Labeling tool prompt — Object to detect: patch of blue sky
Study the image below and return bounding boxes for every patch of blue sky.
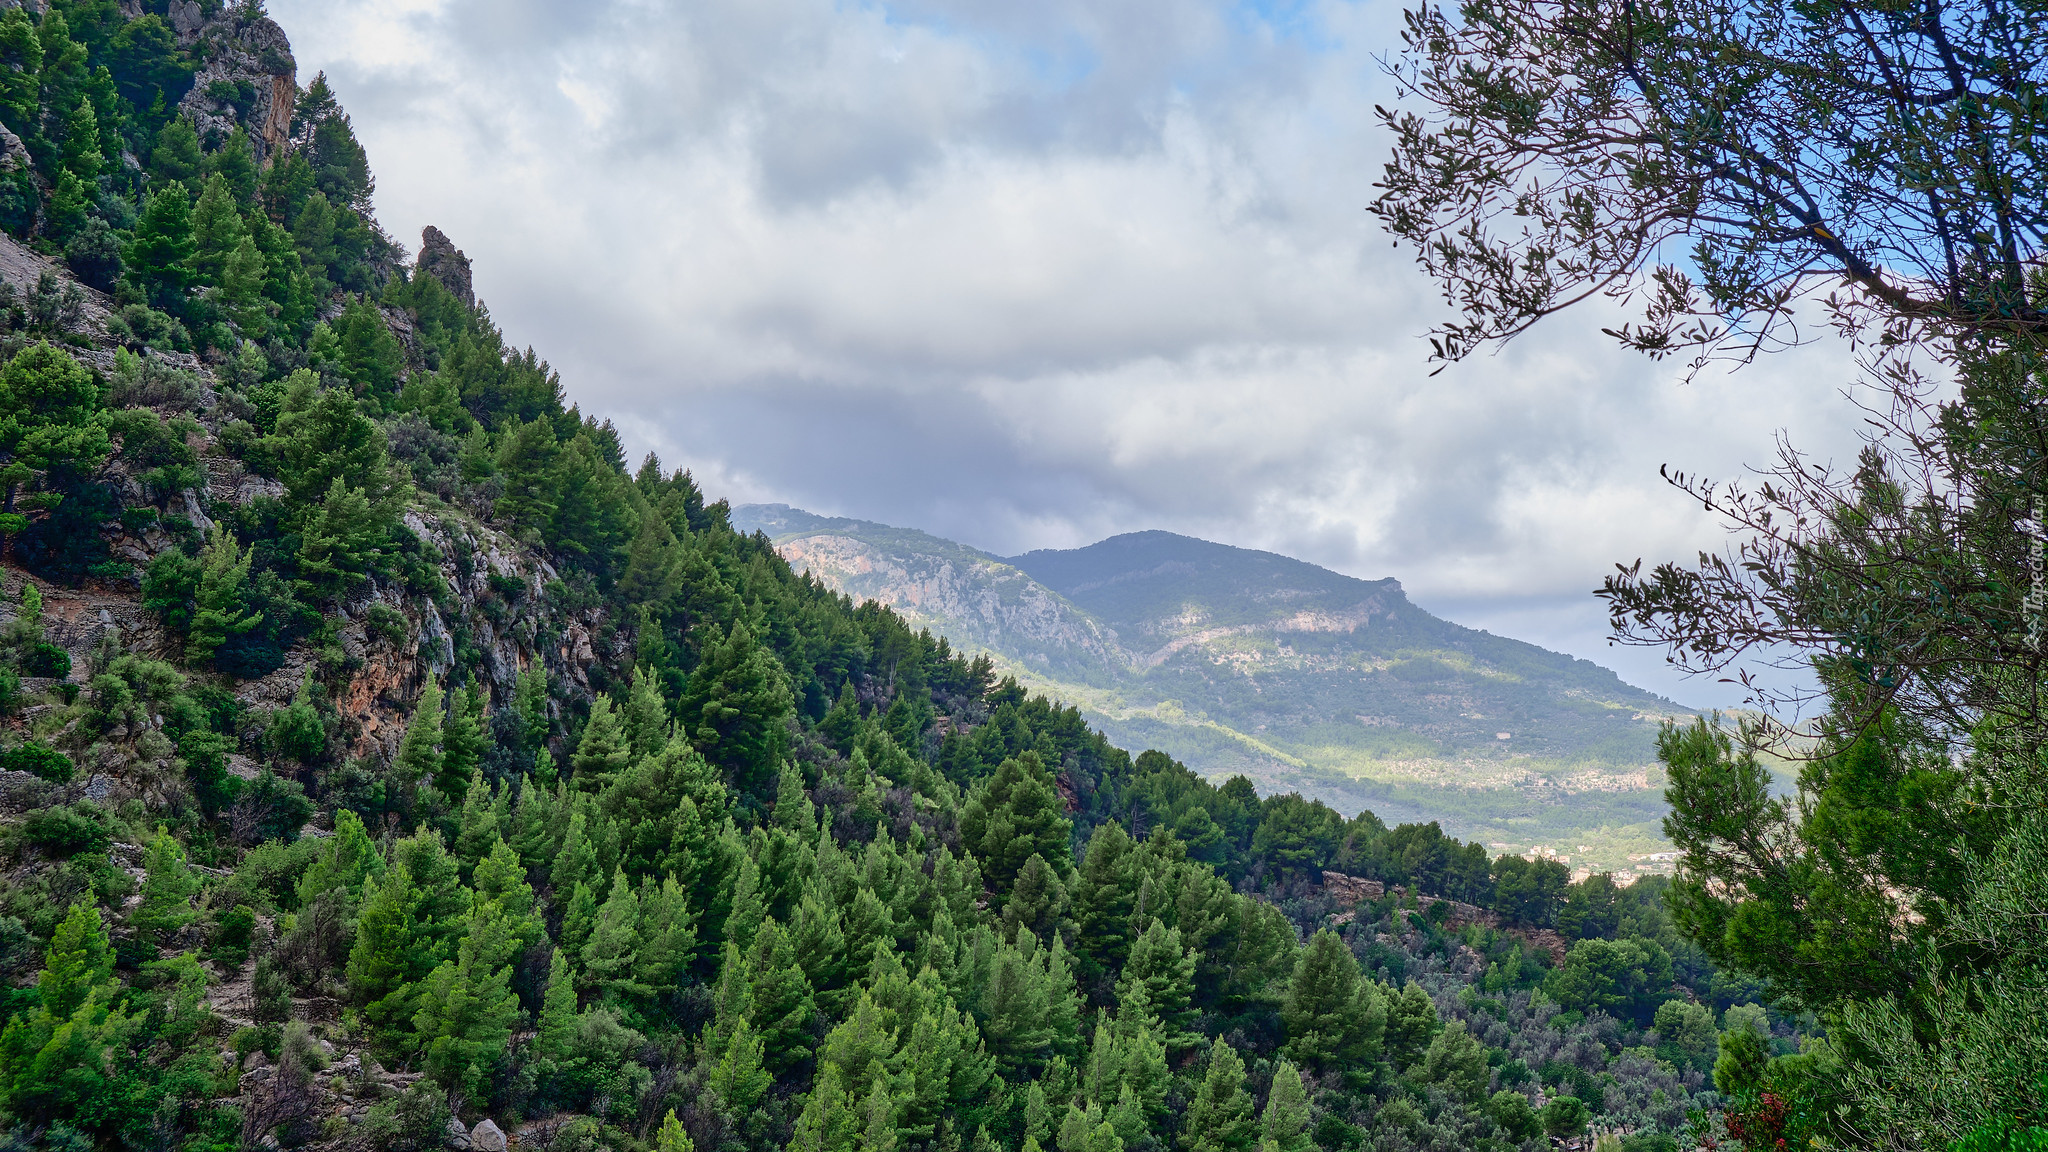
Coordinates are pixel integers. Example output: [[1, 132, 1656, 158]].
[[1231, 0, 1347, 52], [858, 0, 1104, 94]]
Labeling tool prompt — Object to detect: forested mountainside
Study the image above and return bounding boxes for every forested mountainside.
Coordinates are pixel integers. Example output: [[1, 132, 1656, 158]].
[[0, 5, 1787, 1152], [734, 508, 1687, 869]]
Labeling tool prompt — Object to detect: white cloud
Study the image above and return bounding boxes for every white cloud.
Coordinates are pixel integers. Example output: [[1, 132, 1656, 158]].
[[269, 0, 1866, 707]]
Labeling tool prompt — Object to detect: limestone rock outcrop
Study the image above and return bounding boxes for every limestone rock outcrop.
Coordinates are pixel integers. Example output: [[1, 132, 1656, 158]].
[[419, 226, 476, 310], [177, 11, 299, 162]]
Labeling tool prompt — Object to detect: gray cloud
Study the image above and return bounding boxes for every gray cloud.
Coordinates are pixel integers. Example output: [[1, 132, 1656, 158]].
[[271, 0, 1864, 707]]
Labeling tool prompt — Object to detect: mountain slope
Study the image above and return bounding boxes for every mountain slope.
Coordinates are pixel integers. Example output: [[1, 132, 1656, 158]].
[[738, 509, 1691, 862], [738, 505, 1124, 680]]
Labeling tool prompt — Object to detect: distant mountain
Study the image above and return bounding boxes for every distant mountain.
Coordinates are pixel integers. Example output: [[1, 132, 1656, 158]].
[[735, 506, 1125, 679], [734, 506, 1692, 864]]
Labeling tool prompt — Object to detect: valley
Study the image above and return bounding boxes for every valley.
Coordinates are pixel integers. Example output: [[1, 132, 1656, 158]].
[[734, 505, 1694, 874]]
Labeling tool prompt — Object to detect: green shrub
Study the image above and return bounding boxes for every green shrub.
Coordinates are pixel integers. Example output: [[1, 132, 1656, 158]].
[[0, 741, 74, 782], [363, 603, 407, 646], [210, 903, 256, 969], [22, 641, 69, 678], [20, 802, 112, 856]]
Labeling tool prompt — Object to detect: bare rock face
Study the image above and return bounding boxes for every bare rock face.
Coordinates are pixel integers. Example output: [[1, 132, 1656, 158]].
[[418, 227, 476, 310], [168, 0, 204, 39], [0, 121, 26, 171], [177, 11, 298, 162]]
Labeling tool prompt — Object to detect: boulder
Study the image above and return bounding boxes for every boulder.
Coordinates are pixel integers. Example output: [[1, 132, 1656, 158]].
[[470, 1119, 507, 1152], [444, 1117, 472, 1150]]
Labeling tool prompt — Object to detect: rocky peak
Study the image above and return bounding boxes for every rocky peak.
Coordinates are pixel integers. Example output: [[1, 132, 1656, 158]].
[[418, 226, 476, 310], [177, 8, 299, 162]]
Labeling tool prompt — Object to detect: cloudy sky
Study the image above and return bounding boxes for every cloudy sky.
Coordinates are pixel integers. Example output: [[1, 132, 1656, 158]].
[[268, 0, 1867, 708]]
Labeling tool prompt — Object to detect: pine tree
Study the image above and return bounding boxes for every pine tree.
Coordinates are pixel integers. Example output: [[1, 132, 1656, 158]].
[[207, 127, 259, 206], [411, 929, 520, 1098], [149, 111, 205, 183], [493, 416, 559, 533], [35, 902, 112, 1021], [819, 681, 861, 756], [1281, 929, 1385, 1070], [454, 769, 499, 873], [466, 838, 545, 974], [0, 902, 120, 1123], [504, 774, 556, 874], [1108, 982, 1169, 1118], [439, 683, 486, 800], [271, 370, 395, 507], [125, 181, 194, 312], [1003, 853, 1070, 947], [392, 679, 443, 800], [133, 825, 198, 946], [1083, 1121, 1125, 1152], [1122, 919, 1199, 1051], [842, 886, 895, 977], [710, 942, 752, 1056], [271, 671, 328, 765], [221, 233, 271, 336], [296, 477, 392, 600], [859, 1072, 899, 1152], [184, 526, 260, 667], [657, 1110, 695, 1152], [790, 1063, 857, 1152], [1061, 1103, 1104, 1152], [59, 97, 98, 182], [677, 619, 795, 806], [1024, 1082, 1054, 1146], [774, 761, 816, 833], [623, 664, 669, 758], [1084, 1021, 1122, 1105], [708, 1015, 773, 1114], [1259, 1061, 1313, 1152], [291, 192, 335, 283], [1182, 1037, 1257, 1152], [1382, 980, 1439, 1068], [554, 807, 598, 896], [580, 869, 648, 1004], [191, 173, 247, 284], [348, 834, 466, 1056], [333, 295, 404, 405], [726, 853, 766, 955], [1107, 1085, 1146, 1148], [47, 169, 88, 239], [746, 918, 816, 1073], [297, 808, 385, 909], [822, 990, 899, 1096], [960, 753, 1072, 908], [535, 946, 578, 1062], [1418, 1018, 1489, 1102], [514, 663, 552, 778], [346, 863, 421, 1041], [635, 875, 695, 1000], [571, 691, 630, 791], [1069, 821, 1141, 980], [790, 887, 851, 1015], [558, 879, 599, 960]]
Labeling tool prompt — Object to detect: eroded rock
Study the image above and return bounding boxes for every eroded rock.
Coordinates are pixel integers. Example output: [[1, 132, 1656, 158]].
[[419, 227, 475, 310]]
